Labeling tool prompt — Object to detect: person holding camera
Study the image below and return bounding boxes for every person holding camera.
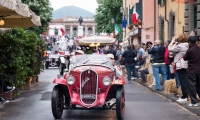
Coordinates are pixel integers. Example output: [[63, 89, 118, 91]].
[[145, 41, 156, 87], [148, 40, 167, 91], [168, 34, 189, 102]]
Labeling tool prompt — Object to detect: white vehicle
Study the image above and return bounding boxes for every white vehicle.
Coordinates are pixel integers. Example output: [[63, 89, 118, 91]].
[[45, 53, 60, 69], [57, 37, 67, 45]]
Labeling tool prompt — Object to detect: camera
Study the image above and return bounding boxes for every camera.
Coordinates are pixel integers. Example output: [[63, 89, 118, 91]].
[[146, 44, 151, 49], [146, 41, 153, 49]]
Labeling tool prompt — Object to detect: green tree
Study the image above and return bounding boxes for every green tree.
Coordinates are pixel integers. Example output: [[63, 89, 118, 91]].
[[21, 0, 53, 35], [94, 0, 123, 41]]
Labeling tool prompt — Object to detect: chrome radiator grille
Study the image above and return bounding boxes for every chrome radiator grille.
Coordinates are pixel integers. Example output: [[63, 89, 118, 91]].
[[80, 70, 97, 105]]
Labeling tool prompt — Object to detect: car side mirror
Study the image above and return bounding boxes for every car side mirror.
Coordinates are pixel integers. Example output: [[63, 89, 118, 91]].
[[64, 69, 69, 72]]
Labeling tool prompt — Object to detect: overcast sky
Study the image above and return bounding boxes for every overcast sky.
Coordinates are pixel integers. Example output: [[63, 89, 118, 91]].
[[50, 0, 98, 14]]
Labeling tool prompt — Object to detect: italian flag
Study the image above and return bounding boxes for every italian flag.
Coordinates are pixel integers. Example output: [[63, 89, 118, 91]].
[[132, 5, 139, 24], [114, 24, 120, 37]]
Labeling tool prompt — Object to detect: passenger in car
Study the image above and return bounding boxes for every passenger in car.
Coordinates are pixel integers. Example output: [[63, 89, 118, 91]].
[[107, 54, 123, 78]]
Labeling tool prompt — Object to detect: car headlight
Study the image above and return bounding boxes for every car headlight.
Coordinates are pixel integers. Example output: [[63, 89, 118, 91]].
[[102, 76, 112, 86], [66, 75, 75, 85]]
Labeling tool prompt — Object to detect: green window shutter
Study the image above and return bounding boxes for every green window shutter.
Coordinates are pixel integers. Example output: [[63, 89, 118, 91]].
[[139, 0, 143, 20], [129, 7, 133, 24], [136, 3, 139, 15], [158, 0, 161, 5], [194, 5, 197, 29]]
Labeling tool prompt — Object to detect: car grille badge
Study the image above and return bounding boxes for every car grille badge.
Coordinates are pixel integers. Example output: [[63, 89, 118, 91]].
[[82, 77, 90, 88]]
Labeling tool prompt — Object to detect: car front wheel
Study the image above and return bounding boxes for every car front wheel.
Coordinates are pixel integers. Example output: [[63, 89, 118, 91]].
[[116, 86, 125, 120], [51, 85, 64, 119]]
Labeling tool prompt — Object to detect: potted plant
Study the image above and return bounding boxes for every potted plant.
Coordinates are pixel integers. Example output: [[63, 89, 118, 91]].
[[138, 20, 142, 25], [134, 23, 139, 27], [128, 24, 134, 30]]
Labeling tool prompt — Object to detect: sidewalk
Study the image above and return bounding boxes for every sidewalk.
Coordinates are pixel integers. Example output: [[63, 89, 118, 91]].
[[131, 78, 200, 116]]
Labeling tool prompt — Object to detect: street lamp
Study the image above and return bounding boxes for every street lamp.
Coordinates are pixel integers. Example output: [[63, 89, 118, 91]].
[[111, 18, 115, 37], [0, 19, 5, 26], [111, 18, 115, 24], [120, 6, 124, 13]]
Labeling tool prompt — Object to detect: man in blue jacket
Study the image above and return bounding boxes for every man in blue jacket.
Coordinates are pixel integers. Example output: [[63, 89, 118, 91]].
[[122, 45, 140, 82], [148, 40, 167, 91]]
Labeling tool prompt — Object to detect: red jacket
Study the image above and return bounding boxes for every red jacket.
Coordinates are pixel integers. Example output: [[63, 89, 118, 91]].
[[164, 47, 169, 64]]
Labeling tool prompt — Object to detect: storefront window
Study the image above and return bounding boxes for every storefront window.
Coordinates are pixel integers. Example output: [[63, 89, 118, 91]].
[[159, 17, 164, 43], [55, 29, 58, 35]]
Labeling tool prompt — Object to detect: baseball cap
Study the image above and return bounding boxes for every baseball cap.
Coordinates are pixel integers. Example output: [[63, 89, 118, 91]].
[[188, 36, 196, 44], [75, 50, 84, 54]]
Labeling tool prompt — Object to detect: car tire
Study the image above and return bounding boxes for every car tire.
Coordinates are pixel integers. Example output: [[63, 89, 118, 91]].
[[45, 62, 49, 69], [116, 86, 125, 120], [51, 85, 64, 119], [65, 96, 70, 106]]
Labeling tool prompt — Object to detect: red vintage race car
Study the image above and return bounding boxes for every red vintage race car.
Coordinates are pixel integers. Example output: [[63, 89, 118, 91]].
[[51, 54, 126, 120]]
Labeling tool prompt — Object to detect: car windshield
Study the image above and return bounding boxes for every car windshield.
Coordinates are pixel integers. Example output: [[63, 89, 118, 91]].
[[72, 54, 114, 68]]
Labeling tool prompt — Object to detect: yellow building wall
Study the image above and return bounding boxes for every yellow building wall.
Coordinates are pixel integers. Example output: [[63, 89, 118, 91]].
[[159, 1, 185, 40]]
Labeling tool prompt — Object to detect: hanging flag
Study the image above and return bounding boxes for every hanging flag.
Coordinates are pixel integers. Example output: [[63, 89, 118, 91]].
[[60, 28, 65, 36], [132, 5, 139, 24], [115, 24, 120, 36], [122, 17, 127, 28]]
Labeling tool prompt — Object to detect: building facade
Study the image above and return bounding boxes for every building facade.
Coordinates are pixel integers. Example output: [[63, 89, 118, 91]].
[[122, 0, 158, 47], [49, 16, 97, 36], [158, 0, 185, 42], [184, 0, 199, 36]]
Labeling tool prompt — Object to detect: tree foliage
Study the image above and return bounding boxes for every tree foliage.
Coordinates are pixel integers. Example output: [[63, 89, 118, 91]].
[[0, 28, 46, 88], [21, 0, 53, 34], [94, 0, 123, 40]]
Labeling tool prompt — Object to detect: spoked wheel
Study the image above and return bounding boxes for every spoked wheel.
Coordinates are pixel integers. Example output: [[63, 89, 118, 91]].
[[116, 86, 125, 120], [51, 85, 64, 119]]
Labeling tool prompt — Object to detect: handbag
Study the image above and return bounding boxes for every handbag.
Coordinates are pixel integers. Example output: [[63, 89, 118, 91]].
[[169, 64, 174, 74], [170, 56, 184, 74]]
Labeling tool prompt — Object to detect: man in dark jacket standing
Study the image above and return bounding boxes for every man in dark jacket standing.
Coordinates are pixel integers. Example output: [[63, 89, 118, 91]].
[[183, 36, 200, 107], [148, 40, 167, 91], [122, 45, 140, 82]]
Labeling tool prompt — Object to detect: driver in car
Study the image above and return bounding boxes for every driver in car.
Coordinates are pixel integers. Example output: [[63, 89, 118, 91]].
[[69, 50, 84, 71], [75, 50, 84, 55]]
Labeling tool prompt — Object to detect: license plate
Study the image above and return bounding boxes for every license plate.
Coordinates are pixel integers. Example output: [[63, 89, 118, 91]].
[[82, 94, 96, 99]]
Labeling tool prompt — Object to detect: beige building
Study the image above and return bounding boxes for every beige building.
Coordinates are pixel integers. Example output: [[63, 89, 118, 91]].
[[184, 0, 198, 36], [158, 0, 185, 41], [49, 16, 97, 36]]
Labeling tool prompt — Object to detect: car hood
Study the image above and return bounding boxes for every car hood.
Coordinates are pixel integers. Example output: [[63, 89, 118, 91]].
[[70, 65, 113, 74]]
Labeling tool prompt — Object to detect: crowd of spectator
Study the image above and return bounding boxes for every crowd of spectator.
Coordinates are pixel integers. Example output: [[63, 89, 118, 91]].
[[116, 30, 200, 107]]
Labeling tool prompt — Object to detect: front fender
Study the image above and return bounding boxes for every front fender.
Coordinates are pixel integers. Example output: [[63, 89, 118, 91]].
[[53, 78, 68, 85], [53, 78, 73, 97]]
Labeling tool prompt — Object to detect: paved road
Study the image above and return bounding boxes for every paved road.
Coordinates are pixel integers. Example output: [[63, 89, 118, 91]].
[[0, 67, 199, 120], [0, 44, 199, 120]]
